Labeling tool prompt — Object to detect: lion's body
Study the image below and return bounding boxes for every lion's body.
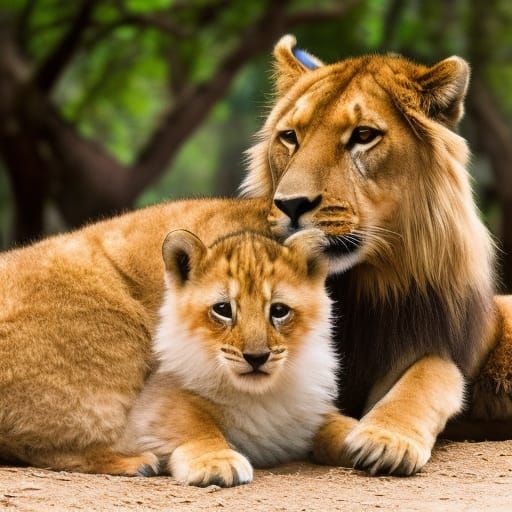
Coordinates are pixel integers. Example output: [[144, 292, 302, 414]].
[[0, 198, 272, 473], [241, 35, 511, 473]]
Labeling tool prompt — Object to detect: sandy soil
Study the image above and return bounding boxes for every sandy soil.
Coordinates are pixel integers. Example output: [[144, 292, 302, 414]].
[[1, 441, 511, 511]]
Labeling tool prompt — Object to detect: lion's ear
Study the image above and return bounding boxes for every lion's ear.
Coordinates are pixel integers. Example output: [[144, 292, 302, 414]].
[[273, 34, 324, 95], [417, 56, 470, 127], [162, 230, 207, 286], [284, 228, 328, 279]]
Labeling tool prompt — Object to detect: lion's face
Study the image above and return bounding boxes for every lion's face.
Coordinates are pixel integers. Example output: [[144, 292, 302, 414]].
[[242, 35, 476, 279], [267, 67, 416, 274]]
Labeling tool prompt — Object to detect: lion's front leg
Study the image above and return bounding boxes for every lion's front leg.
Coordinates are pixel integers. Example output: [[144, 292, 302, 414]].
[[345, 356, 465, 476], [312, 411, 358, 466]]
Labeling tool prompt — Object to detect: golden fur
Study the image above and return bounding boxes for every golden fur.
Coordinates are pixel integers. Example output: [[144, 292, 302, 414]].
[[0, 198, 272, 474], [0, 197, 355, 477], [120, 230, 356, 486], [241, 35, 507, 474], [1, 35, 509, 478]]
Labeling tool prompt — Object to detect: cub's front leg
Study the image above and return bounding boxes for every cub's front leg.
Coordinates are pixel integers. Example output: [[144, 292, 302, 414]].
[[345, 356, 465, 475], [121, 378, 252, 487]]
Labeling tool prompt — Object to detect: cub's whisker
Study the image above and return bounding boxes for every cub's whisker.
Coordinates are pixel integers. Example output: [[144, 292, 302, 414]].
[[224, 357, 244, 363]]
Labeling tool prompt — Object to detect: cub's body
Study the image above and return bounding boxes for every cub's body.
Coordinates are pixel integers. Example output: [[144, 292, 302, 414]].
[[127, 289, 336, 469], [121, 231, 354, 486]]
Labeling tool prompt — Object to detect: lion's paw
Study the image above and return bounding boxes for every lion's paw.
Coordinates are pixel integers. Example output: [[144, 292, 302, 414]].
[[345, 422, 431, 476], [169, 447, 253, 487]]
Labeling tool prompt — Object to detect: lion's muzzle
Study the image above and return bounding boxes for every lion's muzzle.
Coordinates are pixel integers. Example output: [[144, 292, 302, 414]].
[[269, 194, 358, 239], [273, 195, 321, 228]]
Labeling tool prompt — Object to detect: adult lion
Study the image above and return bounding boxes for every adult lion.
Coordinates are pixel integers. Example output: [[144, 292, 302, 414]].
[[241, 35, 512, 475]]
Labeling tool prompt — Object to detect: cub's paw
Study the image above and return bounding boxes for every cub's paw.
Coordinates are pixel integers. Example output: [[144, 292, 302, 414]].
[[169, 447, 253, 487], [110, 451, 160, 477], [345, 422, 431, 476], [135, 453, 161, 477]]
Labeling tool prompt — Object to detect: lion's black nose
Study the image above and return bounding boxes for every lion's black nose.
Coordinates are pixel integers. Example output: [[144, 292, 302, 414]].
[[274, 195, 321, 227], [243, 352, 270, 370]]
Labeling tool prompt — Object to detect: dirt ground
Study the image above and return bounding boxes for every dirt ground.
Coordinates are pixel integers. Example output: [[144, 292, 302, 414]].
[[0, 441, 511, 511]]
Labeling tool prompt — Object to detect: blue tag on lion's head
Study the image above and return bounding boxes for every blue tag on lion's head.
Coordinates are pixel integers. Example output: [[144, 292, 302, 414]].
[[292, 47, 320, 70]]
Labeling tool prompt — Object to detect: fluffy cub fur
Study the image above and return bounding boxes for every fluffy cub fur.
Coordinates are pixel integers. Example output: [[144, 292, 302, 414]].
[[121, 229, 356, 487], [0, 198, 271, 474]]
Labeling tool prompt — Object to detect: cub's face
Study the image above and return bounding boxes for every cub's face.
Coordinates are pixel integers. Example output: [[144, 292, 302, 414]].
[[242, 35, 471, 275], [160, 229, 330, 394]]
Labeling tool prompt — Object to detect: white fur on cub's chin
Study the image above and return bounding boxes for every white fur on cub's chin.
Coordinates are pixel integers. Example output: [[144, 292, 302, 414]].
[[221, 362, 284, 395], [154, 284, 338, 467]]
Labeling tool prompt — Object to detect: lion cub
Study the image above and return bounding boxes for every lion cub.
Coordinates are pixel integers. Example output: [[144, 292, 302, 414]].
[[121, 229, 356, 486]]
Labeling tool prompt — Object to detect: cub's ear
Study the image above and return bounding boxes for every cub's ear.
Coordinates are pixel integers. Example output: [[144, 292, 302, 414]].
[[417, 56, 470, 127], [284, 228, 328, 279], [273, 34, 324, 95], [162, 230, 207, 286]]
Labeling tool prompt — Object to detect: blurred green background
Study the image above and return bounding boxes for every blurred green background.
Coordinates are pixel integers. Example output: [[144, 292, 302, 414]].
[[0, 0, 511, 287]]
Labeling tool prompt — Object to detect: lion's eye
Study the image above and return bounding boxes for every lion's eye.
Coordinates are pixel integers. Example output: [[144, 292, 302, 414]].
[[211, 302, 233, 321], [270, 303, 292, 325], [279, 130, 299, 147], [348, 126, 382, 146]]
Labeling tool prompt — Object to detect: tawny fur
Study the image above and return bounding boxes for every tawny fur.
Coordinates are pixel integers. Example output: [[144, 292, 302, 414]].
[[0, 197, 355, 476], [120, 231, 355, 486], [1, 36, 510, 478], [240, 34, 509, 474], [0, 198, 272, 474]]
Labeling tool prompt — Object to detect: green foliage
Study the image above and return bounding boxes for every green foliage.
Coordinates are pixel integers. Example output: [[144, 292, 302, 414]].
[[56, 27, 169, 164]]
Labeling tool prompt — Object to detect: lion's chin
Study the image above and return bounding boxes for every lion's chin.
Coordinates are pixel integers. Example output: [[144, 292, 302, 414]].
[[327, 249, 364, 275], [270, 226, 364, 274], [317, 233, 364, 275]]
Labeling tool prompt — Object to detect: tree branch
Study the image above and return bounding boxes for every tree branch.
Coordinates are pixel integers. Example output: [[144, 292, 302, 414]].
[[34, 0, 98, 93], [15, 0, 38, 50], [131, 0, 359, 194], [131, 0, 292, 193], [86, 0, 234, 50]]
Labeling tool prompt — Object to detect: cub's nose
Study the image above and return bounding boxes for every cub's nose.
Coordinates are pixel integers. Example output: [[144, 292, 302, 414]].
[[274, 195, 321, 228], [243, 352, 270, 370]]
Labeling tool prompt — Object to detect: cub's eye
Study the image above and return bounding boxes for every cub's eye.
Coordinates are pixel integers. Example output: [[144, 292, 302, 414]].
[[211, 302, 233, 322], [270, 303, 292, 325], [348, 126, 382, 146], [279, 130, 298, 147]]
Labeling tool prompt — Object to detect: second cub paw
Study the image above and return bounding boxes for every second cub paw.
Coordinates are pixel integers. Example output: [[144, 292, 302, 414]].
[[345, 421, 432, 476], [169, 446, 253, 487]]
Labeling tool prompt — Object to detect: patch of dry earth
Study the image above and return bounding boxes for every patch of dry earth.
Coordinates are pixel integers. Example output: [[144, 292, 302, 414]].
[[1, 441, 511, 511]]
